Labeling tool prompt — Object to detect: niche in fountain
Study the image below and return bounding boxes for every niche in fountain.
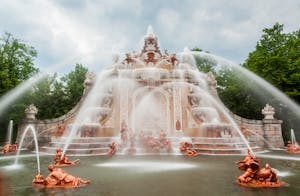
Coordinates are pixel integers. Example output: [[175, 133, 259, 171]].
[[17, 27, 284, 155]]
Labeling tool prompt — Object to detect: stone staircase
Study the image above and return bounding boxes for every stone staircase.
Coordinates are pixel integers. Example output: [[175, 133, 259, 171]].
[[39, 136, 262, 156]]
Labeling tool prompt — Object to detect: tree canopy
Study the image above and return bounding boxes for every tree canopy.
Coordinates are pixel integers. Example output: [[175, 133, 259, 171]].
[[193, 23, 300, 141], [0, 32, 88, 143], [244, 23, 300, 103], [0, 32, 38, 96]]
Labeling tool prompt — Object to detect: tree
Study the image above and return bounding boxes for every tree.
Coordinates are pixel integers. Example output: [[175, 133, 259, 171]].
[[243, 23, 300, 141], [62, 63, 88, 108], [192, 47, 216, 73], [216, 67, 265, 119], [244, 23, 300, 103], [0, 32, 38, 142], [28, 64, 88, 120], [0, 32, 38, 96]]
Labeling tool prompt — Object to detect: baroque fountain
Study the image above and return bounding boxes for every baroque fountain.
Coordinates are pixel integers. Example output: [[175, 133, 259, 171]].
[[17, 27, 283, 156], [1, 27, 299, 195]]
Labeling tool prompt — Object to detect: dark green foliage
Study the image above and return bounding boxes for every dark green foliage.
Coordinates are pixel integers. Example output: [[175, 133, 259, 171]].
[[244, 23, 300, 103], [216, 67, 266, 119], [192, 47, 216, 73], [0, 32, 38, 96], [61, 64, 88, 108], [243, 23, 300, 141], [30, 64, 88, 120], [0, 33, 88, 143]]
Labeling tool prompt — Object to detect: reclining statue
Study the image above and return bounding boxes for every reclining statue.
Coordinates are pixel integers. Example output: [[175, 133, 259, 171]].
[[33, 164, 90, 188]]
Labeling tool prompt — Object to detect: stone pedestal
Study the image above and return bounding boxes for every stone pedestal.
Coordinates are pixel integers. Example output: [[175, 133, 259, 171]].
[[261, 104, 284, 148], [262, 119, 284, 148]]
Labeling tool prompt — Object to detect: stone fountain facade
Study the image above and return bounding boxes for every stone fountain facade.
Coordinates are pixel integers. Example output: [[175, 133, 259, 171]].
[[17, 29, 284, 155]]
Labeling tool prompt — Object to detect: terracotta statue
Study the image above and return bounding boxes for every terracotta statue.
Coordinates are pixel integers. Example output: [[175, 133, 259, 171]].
[[170, 54, 178, 65], [159, 130, 167, 144], [33, 164, 90, 188], [123, 53, 135, 64], [286, 140, 300, 153], [185, 148, 198, 156], [180, 141, 198, 156], [12, 142, 18, 152], [32, 172, 45, 184], [107, 142, 117, 156], [2, 142, 18, 154], [56, 125, 65, 137], [54, 148, 80, 166], [180, 141, 192, 152], [145, 52, 157, 64], [120, 120, 128, 145], [175, 120, 181, 131], [236, 150, 286, 187], [236, 149, 260, 171], [165, 139, 172, 153], [2, 143, 11, 154]]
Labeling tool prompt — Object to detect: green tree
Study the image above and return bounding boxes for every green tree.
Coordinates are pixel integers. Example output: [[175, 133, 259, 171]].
[[216, 67, 265, 119], [62, 63, 88, 108], [28, 64, 88, 120], [0, 32, 38, 96], [243, 23, 300, 141], [192, 47, 216, 73], [244, 23, 300, 103]]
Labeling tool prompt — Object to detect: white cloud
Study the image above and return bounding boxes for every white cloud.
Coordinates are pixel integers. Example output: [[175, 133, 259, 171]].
[[0, 0, 299, 72], [157, 8, 181, 33]]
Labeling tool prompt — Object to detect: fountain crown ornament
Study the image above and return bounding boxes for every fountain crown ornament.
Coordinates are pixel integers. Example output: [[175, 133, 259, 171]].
[[262, 104, 275, 119], [25, 104, 38, 120], [141, 26, 162, 65]]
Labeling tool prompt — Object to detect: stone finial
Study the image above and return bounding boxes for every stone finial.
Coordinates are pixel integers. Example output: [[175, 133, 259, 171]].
[[206, 72, 217, 88], [262, 104, 275, 119], [25, 104, 38, 120], [84, 72, 96, 90]]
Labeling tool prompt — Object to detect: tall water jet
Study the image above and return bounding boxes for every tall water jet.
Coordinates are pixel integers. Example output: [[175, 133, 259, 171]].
[[290, 129, 297, 145], [14, 125, 40, 173], [6, 120, 13, 144]]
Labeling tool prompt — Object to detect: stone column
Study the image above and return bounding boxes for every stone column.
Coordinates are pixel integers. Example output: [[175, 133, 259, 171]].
[[262, 104, 284, 148]]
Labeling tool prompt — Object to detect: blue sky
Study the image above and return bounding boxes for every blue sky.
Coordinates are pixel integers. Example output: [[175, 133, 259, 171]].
[[1, 0, 300, 74]]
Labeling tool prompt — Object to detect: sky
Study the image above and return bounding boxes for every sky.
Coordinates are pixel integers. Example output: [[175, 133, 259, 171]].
[[1, 0, 300, 74]]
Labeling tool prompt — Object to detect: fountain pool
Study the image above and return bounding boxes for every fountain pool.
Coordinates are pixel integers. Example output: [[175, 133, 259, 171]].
[[1, 151, 300, 196]]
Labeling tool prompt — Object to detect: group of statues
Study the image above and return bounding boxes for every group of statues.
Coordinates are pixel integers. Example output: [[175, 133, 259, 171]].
[[122, 50, 178, 67], [117, 121, 172, 154], [33, 148, 90, 188], [180, 141, 198, 156], [236, 150, 285, 187], [137, 130, 172, 153], [2, 142, 18, 154]]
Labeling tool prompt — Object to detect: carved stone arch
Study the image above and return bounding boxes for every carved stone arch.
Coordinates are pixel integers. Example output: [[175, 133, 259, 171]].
[[130, 86, 171, 135]]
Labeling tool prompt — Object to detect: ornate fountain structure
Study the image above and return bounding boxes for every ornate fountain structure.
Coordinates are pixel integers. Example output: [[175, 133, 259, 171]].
[[17, 27, 284, 155]]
